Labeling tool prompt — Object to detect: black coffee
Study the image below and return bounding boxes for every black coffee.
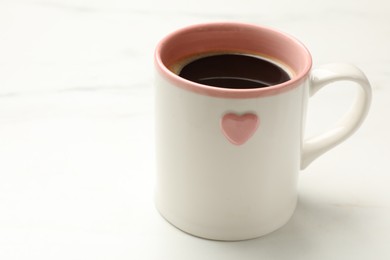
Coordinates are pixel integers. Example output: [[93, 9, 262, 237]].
[[178, 53, 290, 89]]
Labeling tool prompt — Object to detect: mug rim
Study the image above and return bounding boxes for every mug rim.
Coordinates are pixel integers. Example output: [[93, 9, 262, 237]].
[[154, 22, 312, 98]]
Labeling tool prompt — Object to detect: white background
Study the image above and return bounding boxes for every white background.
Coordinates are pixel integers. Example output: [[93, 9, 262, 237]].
[[0, 0, 389, 259]]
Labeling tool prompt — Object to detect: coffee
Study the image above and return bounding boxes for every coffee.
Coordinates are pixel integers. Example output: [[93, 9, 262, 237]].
[[175, 53, 291, 89]]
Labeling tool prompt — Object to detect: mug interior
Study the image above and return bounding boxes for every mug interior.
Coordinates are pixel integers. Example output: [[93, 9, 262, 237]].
[[155, 22, 312, 98]]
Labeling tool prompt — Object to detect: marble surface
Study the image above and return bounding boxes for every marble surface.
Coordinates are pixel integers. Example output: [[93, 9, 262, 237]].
[[0, 0, 389, 259]]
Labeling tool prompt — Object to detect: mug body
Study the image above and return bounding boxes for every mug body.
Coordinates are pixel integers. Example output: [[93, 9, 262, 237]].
[[154, 22, 312, 240]]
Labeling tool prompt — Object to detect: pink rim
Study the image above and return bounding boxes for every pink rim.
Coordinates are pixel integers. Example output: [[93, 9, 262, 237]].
[[154, 22, 312, 98]]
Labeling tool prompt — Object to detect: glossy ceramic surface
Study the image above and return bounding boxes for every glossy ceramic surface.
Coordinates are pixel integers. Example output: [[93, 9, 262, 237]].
[[154, 23, 371, 241]]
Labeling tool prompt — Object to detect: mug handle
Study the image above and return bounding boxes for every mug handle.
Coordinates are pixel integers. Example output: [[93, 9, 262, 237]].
[[301, 63, 372, 169]]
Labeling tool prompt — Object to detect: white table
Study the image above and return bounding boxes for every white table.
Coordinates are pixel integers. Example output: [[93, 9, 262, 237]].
[[0, 0, 389, 259]]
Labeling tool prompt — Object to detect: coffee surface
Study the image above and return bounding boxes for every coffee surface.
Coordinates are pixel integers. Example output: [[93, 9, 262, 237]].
[[178, 54, 290, 89]]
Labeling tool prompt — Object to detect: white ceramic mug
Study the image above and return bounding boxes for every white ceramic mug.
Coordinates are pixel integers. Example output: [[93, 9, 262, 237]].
[[154, 22, 371, 241]]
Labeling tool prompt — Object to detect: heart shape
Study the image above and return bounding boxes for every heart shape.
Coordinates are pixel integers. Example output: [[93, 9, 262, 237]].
[[221, 113, 259, 145]]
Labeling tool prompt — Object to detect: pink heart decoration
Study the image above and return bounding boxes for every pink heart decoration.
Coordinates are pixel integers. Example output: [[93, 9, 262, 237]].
[[221, 113, 259, 145]]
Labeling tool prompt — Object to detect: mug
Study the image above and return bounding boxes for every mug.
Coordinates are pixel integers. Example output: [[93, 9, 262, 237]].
[[154, 22, 371, 241]]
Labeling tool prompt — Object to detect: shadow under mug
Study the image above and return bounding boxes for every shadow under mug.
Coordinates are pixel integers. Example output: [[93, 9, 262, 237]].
[[154, 22, 372, 241]]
